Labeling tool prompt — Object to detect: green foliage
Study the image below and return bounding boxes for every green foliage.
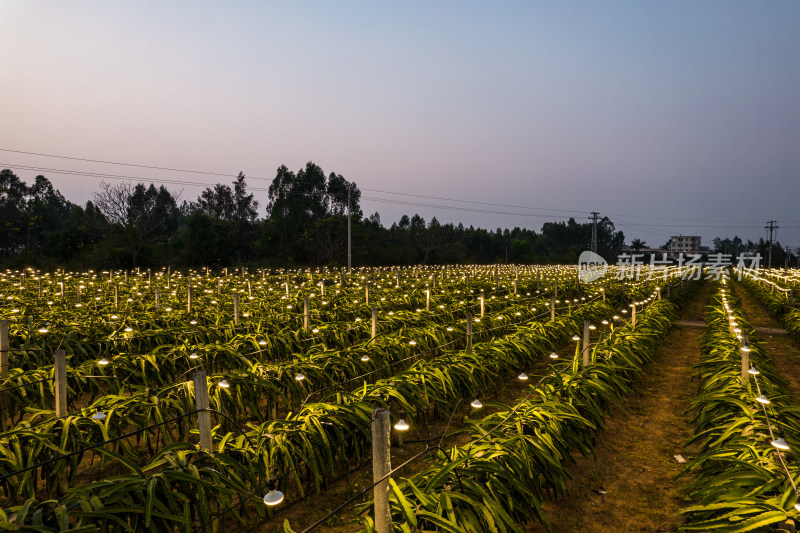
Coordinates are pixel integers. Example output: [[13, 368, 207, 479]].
[[350, 297, 681, 532], [678, 281, 800, 531], [0, 267, 686, 531]]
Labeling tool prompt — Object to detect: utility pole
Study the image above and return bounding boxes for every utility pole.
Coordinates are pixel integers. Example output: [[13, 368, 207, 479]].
[[589, 212, 600, 254], [765, 221, 778, 268], [347, 186, 352, 274]]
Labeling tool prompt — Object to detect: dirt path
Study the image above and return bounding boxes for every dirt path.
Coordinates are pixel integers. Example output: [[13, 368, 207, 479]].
[[527, 282, 713, 533], [731, 282, 800, 399]]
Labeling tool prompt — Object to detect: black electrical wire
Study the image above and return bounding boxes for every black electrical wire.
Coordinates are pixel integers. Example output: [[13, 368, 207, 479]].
[[0, 376, 53, 393], [5, 147, 787, 227], [194, 421, 375, 532], [299, 445, 441, 533], [0, 409, 201, 483], [193, 291, 604, 529]]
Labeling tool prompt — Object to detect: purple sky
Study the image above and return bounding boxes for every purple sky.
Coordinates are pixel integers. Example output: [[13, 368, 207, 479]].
[[2, 2, 799, 252]]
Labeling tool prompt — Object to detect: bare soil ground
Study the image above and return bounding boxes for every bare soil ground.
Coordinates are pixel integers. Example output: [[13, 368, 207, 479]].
[[526, 282, 713, 533]]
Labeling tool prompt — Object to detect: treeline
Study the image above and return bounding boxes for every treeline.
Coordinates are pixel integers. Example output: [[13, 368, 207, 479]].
[[712, 236, 796, 267], [0, 163, 625, 269]]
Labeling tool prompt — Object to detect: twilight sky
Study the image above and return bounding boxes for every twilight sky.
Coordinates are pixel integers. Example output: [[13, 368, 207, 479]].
[[2, 2, 799, 252]]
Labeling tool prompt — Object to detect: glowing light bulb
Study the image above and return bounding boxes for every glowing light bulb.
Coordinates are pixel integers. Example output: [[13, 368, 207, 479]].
[[772, 437, 790, 450], [263, 480, 284, 506]]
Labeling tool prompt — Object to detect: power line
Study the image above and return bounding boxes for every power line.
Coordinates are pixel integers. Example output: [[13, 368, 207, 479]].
[[0, 161, 578, 223], [0, 148, 606, 217], [1, 147, 786, 227], [0, 148, 244, 179], [0, 162, 257, 191]]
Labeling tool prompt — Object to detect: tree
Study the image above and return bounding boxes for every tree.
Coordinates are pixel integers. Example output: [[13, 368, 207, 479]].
[[713, 236, 744, 257], [630, 238, 646, 252], [92, 181, 134, 226], [93, 180, 180, 266], [2, 165, 647, 269], [25, 175, 71, 255], [266, 165, 296, 260], [52, 201, 108, 262], [0, 169, 30, 257], [127, 184, 180, 265], [195, 183, 236, 220], [0, 170, 80, 259], [233, 173, 258, 224], [265, 162, 361, 264], [326, 172, 361, 217], [186, 173, 259, 264]]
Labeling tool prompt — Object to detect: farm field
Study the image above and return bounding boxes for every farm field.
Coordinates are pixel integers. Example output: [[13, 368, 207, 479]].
[[1, 265, 799, 532]]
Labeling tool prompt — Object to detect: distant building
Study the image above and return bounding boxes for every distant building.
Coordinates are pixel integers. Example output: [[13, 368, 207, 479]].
[[619, 245, 666, 255], [616, 235, 710, 264], [670, 235, 702, 254]]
